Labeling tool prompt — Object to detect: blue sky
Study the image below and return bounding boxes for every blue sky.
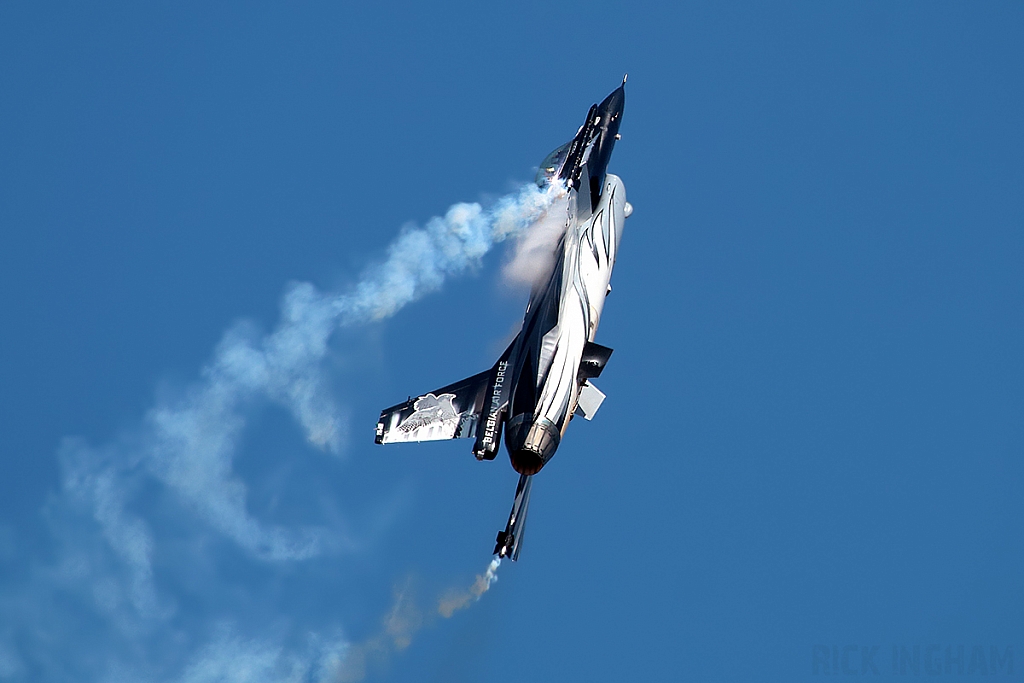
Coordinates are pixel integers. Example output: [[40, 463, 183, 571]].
[[1, 2, 1022, 681]]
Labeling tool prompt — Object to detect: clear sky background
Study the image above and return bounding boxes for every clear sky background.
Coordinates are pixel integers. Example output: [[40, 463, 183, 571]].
[[1, 2, 1022, 681]]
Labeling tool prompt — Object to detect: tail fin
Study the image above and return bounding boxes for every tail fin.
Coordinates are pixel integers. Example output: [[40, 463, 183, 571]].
[[470, 334, 518, 460], [375, 334, 519, 457], [375, 370, 491, 445]]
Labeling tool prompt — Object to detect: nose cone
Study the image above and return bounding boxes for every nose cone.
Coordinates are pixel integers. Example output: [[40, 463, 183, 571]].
[[586, 81, 626, 208], [598, 83, 625, 123], [505, 415, 561, 475]]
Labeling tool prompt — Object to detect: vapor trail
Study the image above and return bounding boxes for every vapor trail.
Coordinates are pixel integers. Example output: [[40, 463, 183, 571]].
[[436, 557, 502, 618], [334, 557, 504, 682], [503, 194, 570, 287], [61, 181, 560, 617]]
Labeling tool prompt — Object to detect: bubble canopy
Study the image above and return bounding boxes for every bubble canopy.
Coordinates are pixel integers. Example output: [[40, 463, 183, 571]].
[[535, 141, 571, 187]]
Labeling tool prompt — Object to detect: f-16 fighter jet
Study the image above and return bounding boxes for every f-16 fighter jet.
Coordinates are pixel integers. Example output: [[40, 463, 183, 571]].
[[375, 79, 631, 561]]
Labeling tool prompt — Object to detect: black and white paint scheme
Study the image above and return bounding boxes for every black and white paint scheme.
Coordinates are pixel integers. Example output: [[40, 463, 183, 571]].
[[376, 80, 631, 561], [392, 393, 464, 441]]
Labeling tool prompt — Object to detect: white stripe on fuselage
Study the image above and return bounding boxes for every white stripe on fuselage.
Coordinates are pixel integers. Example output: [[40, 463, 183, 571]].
[[534, 175, 626, 436]]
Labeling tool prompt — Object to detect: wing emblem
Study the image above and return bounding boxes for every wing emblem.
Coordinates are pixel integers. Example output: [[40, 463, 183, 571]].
[[398, 393, 461, 433]]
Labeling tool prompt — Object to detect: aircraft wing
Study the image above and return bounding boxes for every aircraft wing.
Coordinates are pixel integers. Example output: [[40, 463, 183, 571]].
[[494, 473, 533, 561], [375, 370, 491, 444]]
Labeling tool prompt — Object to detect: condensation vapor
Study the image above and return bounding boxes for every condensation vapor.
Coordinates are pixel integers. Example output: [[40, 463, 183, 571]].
[[502, 194, 570, 288]]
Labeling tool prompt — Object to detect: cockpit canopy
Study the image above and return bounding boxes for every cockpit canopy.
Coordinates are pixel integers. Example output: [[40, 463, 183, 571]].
[[534, 141, 571, 187]]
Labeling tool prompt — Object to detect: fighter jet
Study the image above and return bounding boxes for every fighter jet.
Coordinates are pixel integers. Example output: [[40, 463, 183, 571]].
[[375, 79, 631, 560]]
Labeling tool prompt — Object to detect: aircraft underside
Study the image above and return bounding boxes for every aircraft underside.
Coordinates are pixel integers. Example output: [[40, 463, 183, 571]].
[[375, 79, 630, 561]]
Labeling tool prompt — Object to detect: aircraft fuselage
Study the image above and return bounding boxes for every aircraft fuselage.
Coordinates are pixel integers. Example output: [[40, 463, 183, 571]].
[[375, 80, 630, 560], [501, 173, 627, 474]]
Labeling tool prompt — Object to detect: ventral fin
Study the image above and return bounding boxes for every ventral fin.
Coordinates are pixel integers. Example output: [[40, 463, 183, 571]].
[[578, 341, 613, 380]]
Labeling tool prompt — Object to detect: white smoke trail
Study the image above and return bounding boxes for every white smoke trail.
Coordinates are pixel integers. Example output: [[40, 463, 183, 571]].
[[503, 194, 570, 288], [62, 181, 559, 608], [333, 557, 504, 682], [13, 181, 554, 681], [436, 556, 502, 618]]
